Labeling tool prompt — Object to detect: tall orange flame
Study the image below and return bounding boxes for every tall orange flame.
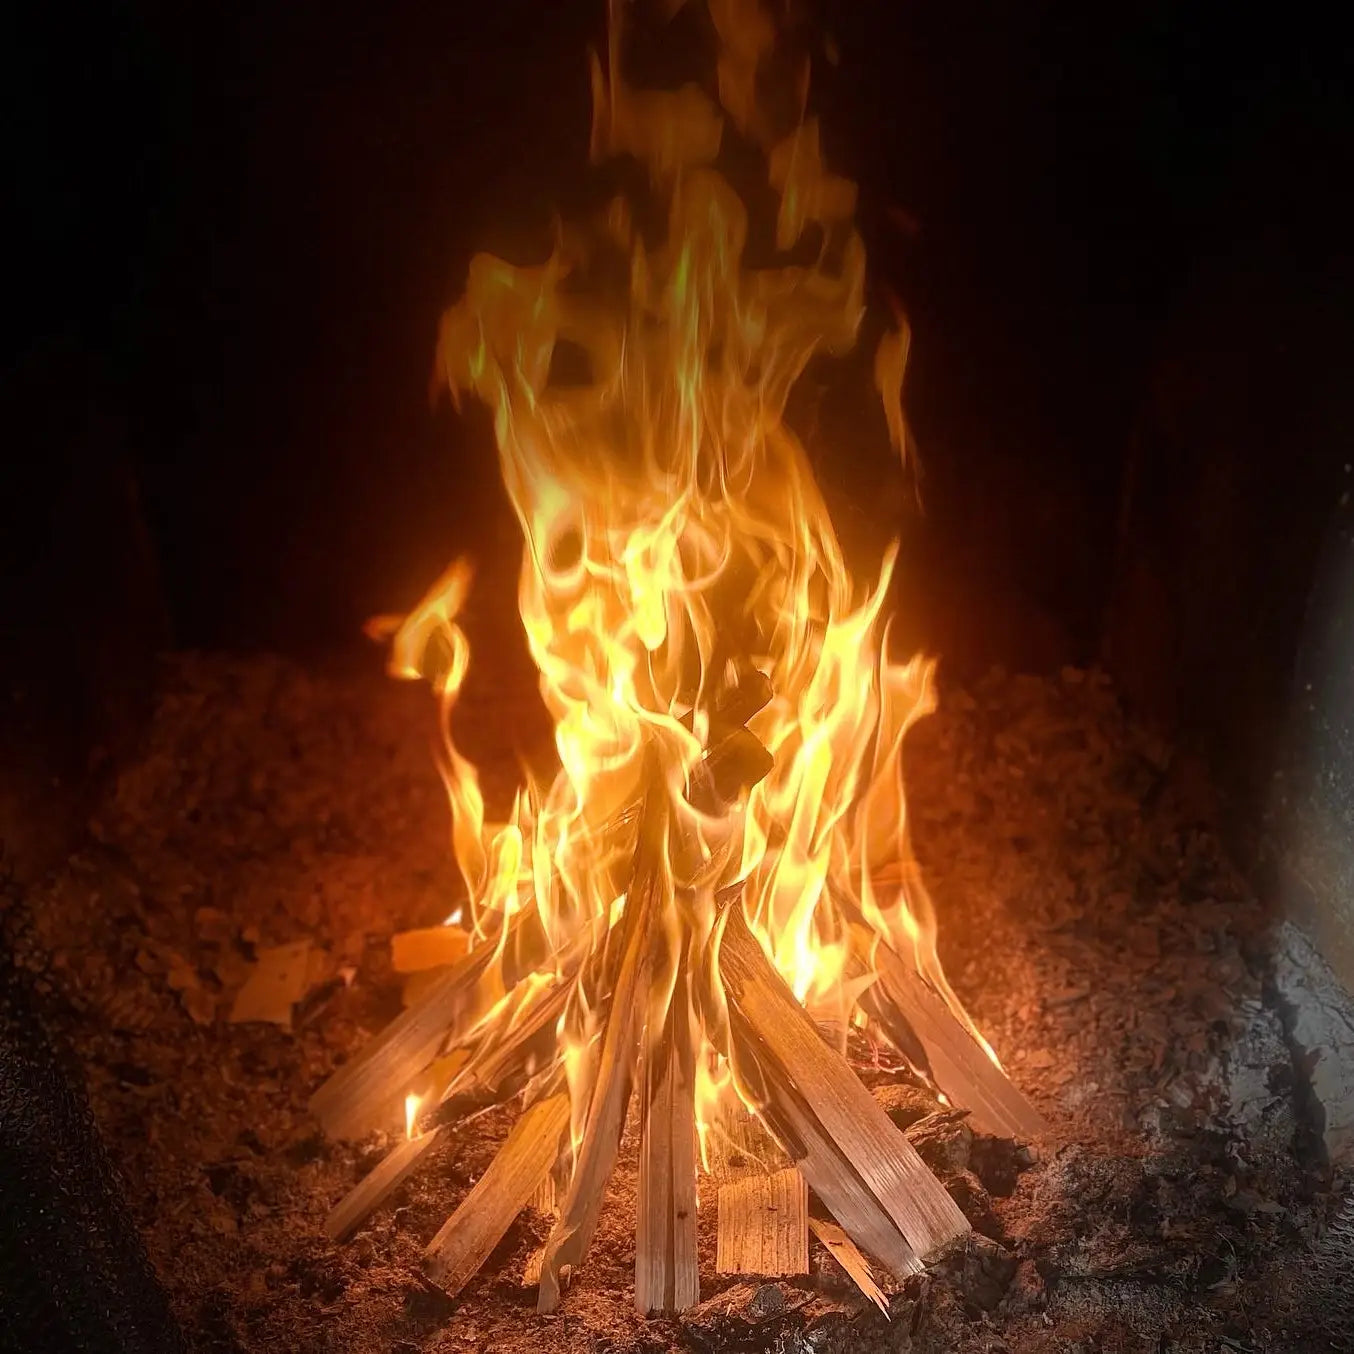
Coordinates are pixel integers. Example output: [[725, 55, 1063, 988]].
[[379, 0, 994, 1155]]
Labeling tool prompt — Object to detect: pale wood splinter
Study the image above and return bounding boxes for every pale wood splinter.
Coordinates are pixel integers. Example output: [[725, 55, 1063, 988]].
[[809, 1216, 889, 1316]]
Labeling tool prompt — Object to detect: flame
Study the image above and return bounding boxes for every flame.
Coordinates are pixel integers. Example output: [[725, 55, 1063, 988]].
[[405, 1092, 422, 1142], [378, 0, 998, 1155]]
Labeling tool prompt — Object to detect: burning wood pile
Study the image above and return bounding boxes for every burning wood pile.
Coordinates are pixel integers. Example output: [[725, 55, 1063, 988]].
[[311, 0, 1043, 1316]]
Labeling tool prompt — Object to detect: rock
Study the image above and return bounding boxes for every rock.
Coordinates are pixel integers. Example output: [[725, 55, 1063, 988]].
[[1272, 922, 1354, 1165], [747, 1283, 785, 1318], [1220, 998, 1298, 1155]]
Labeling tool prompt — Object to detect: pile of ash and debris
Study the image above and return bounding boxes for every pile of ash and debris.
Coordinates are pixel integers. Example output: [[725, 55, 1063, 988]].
[[3, 652, 1352, 1353]]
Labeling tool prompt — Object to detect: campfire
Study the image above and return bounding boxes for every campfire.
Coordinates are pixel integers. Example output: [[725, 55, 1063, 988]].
[[311, 0, 1043, 1316]]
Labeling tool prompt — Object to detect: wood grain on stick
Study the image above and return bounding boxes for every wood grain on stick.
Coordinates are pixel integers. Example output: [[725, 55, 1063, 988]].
[[716, 1168, 808, 1276], [636, 967, 700, 1314], [324, 1129, 443, 1242], [717, 900, 969, 1270], [423, 1091, 570, 1296], [848, 914, 1046, 1141], [537, 780, 667, 1313]]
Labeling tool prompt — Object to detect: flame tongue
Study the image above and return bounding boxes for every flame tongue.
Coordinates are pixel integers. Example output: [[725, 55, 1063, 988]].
[[384, 1, 989, 1156]]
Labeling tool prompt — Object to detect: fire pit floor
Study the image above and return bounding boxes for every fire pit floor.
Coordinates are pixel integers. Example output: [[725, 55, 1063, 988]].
[[7, 652, 1351, 1352]]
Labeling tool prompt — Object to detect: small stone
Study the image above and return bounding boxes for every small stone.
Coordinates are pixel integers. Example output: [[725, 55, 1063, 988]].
[[680, 1282, 808, 1352]]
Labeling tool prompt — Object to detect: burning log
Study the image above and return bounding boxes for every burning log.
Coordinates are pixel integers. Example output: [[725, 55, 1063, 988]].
[[421, 972, 573, 1131], [716, 1169, 809, 1278], [716, 899, 970, 1277], [423, 1089, 571, 1296], [536, 781, 668, 1314], [844, 909, 1046, 1142], [310, 904, 547, 1141], [636, 966, 700, 1314]]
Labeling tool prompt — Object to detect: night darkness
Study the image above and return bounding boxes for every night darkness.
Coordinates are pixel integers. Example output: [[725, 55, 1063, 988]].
[[3, 0, 1352, 754], [5, 8, 1354, 1344]]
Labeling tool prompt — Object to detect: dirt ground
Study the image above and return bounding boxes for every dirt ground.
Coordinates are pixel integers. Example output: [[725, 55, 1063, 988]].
[[6, 650, 1352, 1353]]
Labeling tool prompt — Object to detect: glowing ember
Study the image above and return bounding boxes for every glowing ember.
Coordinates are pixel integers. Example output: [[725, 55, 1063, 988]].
[[319, 0, 1043, 1315]]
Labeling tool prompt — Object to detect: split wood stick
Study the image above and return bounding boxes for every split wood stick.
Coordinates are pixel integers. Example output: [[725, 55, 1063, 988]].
[[716, 1168, 808, 1277], [310, 903, 547, 1141], [846, 914, 1046, 1141], [537, 781, 667, 1314], [729, 1055, 924, 1282], [704, 1103, 786, 1183], [322, 1045, 472, 1241], [718, 901, 970, 1268], [808, 1217, 888, 1316], [421, 974, 572, 1132], [423, 1091, 571, 1296], [324, 1129, 443, 1242], [635, 966, 699, 1314], [530, 1172, 558, 1222]]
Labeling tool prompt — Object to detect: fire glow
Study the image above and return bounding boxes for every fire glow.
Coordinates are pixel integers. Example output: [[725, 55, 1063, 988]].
[[316, 0, 1042, 1316]]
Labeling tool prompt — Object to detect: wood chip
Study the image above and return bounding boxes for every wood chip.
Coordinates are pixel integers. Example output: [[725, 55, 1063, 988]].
[[391, 925, 471, 973], [229, 940, 314, 1027]]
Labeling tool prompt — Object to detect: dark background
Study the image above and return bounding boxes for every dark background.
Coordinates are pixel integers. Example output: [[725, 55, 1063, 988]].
[[3, 0, 1353, 907]]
